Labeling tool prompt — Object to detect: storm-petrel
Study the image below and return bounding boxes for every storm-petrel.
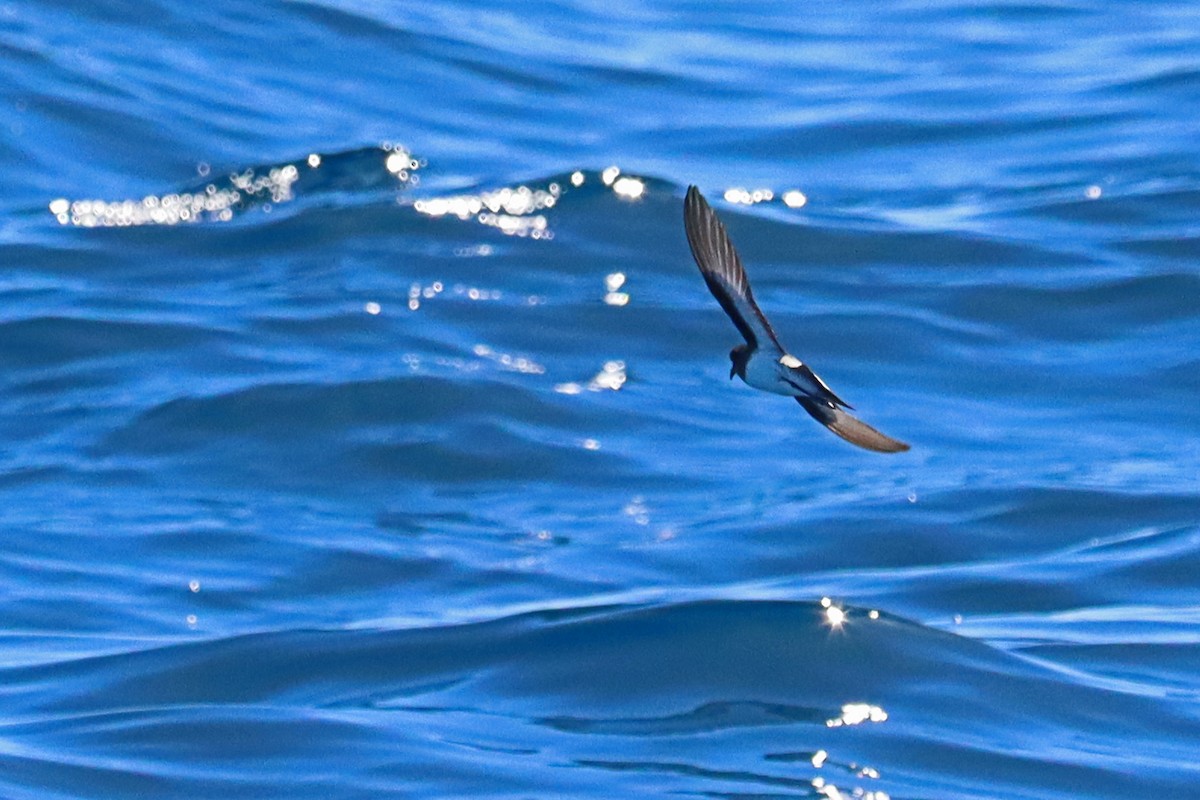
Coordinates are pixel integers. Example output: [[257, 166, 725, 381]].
[[684, 185, 909, 453]]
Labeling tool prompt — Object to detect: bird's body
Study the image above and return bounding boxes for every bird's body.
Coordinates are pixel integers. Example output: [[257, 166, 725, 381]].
[[683, 185, 909, 454], [741, 349, 833, 399]]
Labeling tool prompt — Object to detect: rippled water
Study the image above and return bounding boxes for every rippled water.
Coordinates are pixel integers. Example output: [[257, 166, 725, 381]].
[[3, 1, 1200, 797]]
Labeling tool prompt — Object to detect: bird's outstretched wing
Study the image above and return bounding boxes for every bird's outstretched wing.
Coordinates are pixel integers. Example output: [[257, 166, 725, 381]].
[[684, 186, 781, 351], [796, 397, 910, 453]]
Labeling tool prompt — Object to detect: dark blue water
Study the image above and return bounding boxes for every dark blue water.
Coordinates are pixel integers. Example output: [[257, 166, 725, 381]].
[[3, 1, 1200, 797]]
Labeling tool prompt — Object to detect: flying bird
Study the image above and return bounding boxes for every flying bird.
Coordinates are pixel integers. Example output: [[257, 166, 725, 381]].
[[683, 185, 909, 453]]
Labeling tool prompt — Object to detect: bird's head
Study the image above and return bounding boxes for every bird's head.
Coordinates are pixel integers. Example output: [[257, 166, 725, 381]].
[[729, 345, 750, 380]]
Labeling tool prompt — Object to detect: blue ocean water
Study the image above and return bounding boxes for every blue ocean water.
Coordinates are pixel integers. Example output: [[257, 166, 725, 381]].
[[3, 0, 1200, 796]]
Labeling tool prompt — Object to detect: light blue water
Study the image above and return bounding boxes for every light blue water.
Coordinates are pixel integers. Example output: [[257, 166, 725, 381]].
[[3, 1, 1200, 797]]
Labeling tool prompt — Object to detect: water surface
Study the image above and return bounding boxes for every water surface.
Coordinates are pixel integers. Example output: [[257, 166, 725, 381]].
[[2, 1, 1199, 797]]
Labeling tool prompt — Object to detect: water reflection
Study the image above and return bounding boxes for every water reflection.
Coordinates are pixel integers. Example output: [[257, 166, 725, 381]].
[[603, 272, 629, 306], [414, 182, 559, 239], [48, 148, 822, 236], [49, 144, 420, 226], [827, 703, 889, 728], [554, 359, 627, 395], [472, 343, 545, 375]]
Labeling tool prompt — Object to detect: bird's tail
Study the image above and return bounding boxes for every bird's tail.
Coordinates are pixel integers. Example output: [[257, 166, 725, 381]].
[[797, 397, 910, 454]]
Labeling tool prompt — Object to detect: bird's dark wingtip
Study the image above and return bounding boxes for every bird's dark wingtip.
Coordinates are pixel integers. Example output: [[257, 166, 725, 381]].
[[797, 397, 910, 454]]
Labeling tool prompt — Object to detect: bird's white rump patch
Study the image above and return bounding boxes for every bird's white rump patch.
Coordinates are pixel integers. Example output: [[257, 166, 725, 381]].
[[779, 354, 803, 368]]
